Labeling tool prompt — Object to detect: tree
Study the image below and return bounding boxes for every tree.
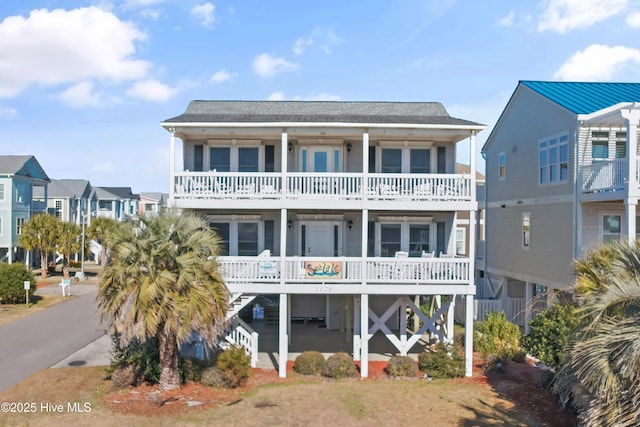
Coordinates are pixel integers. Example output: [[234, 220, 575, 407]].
[[97, 210, 229, 391], [86, 217, 119, 266], [57, 221, 81, 278], [555, 241, 640, 427], [18, 214, 60, 279]]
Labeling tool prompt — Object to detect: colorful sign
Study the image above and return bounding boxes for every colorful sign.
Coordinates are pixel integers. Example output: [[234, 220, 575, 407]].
[[305, 261, 342, 279]]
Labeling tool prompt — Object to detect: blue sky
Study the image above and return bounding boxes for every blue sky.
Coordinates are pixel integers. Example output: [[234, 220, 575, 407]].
[[2, 0, 640, 193]]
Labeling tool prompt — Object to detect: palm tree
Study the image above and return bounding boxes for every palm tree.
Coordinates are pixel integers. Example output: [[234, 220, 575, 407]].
[[57, 221, 81, 278], [86, 217, 119, 266], [18, 214, 60, 279], [97, 210, 229, 390], [555, 241, 640, 427]]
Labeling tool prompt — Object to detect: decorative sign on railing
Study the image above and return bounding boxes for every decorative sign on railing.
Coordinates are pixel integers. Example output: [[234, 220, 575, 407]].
[[305, 261, 342, 279]]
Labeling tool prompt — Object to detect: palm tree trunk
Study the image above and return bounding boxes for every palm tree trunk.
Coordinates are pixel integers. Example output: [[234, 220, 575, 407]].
[[40, 252, 47, 279], [158, 330, 181, 391], [62, 256, 69, 279]]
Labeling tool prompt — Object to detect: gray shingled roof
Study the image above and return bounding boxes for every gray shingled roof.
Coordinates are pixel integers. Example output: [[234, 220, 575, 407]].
[[33, 179, 92, 199], [162, 100, 483, 127], [94, 186, 135, 200], [0, 155, 50, 181]]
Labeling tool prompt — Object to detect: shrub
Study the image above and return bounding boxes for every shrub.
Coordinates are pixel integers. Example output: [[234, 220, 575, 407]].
[[322, 352, 358, 379], [521, 303, 578, 369], [110, 365, 140, 389], [201, 367, 230, 388], [418, 342, 465, 379], [0, 263, 36, 304], [386, 355, 418, 378], [215, 346, 251, 388], [107, 333, 161, 384], [180, 357, 214, 383], [68, 260, 81, 268], [294, 351, 325, 375], [474, 311, 522, 360], [483, 354, 509, 373]]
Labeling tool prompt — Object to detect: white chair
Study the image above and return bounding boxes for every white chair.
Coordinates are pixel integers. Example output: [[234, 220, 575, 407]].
[[421, 251, 435, 258]]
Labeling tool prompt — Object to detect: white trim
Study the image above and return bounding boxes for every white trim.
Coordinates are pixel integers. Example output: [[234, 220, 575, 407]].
[[162, 121, 486, 131], [486, 193, 574, 208]]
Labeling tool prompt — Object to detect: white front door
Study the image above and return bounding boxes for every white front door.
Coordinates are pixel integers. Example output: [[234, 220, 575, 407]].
[[304, 222, 335, 256], [301, 148, 341, 172]]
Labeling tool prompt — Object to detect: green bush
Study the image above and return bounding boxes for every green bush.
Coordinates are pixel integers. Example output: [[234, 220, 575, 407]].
[[180, 357, 215, 383], [294, 351, 325, 375], [322, 352, 358, 379], [68, 260, 81, 268], [483, 353, 509, 373], [386, 355, 418, 378], [110, 364, 140, 389], [521, 303, 578, 368], [201, 367, 230, 388], [107, 333, 161, 384], [215, 346, 251, 388], [418, 342, 465, 379], [0, 263, 36, 304], [474, 311, 522, 360]]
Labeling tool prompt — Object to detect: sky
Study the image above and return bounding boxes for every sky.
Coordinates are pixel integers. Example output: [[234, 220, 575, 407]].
[[2, 0, 640, 193]]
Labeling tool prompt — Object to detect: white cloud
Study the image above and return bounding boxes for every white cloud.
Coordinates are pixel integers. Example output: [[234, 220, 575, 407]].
[[267, 91, 285, 100], [124, 0, 165, 7], [0, 105, 17, 119], [0, 7, 150, 98], [58, 81, 110, 108], [312, 27, 342, 54], [252, 53, 298, 78], [627, 11, 640, 27], [538, 0, 628, 33], [191, 2, 215, 27], [126, 79, 178, 101], [292, 37, 313, 56], [553, 44, 640, 81], [210, 69, 237, 83], [90, 161, 113, 173], [498, 10, 515, 27], [140, 8, 163, 20]]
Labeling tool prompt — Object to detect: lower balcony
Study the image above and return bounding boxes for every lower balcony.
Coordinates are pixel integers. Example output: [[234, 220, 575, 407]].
[[217, 256, 472, 294]]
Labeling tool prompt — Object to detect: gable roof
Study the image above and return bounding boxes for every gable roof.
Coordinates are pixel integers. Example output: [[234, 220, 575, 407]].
[[520, 81, 640, 115], [0, 155, 50, 182], [162, 100, 485, 128], [34, 179, 92, 199], [93, 186, 135, 200]]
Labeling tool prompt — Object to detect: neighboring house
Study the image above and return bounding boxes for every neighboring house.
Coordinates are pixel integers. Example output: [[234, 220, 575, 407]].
[[162, 100, 485, 377], [0, 155, 50, 264], [92, 187, 138, 221], [138, 192, 168, 217], [481, 81, 640, 331], [33, 179, 96, 226]]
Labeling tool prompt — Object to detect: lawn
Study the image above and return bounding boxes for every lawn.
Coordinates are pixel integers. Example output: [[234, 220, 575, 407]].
[[0, 293, 66, 328], [0, 361, 575, 427]]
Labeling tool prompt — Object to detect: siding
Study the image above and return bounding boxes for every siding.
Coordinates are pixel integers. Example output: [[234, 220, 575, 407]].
[[580, 203, 625, 254]]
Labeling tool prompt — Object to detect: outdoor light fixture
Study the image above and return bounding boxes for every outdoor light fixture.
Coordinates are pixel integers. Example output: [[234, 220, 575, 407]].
[[348, 220, 353, 230], [347, 143, 352, 153], [288, 142, 293, 152], [287, 220, 293, 229]]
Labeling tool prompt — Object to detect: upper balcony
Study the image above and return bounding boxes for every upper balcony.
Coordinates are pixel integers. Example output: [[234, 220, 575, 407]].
[[580, 159, 640, 201], [171, 172, 473, 210]]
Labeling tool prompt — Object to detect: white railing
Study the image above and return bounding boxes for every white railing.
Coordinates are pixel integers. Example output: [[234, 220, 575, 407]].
[[454, 298, 503, 323], [217, 256, 470, 284], [581, 159, 626, 193], [222, 317, 259, 367], [173, 172, 471, 202], [507, 297, 526, 326]]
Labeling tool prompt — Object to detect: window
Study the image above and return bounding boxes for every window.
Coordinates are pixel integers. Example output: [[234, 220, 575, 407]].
[[410, 149, 430, 173], [381, 149, 402, 173], [238, 147, 259, 172], [539, 134, 569, 184], [0, 183, 4, 200], [210, 147, 230, 172], [409, 224, 430, 257], [144, 203, 154, 212], [455, 228, 466, 255], [498, 151, 506, 180], [591, 131, 609, 160], [55, 200, 63, 219], [238, 222, 258, 256], [615, 132, 627, 158], [99, 200, 112, 210], [16, 217, 24, 235], [380, 224, 401, 257], [522, 213, 530, 249], [603, 214, 621, 243], [210, 223, 229, 255]]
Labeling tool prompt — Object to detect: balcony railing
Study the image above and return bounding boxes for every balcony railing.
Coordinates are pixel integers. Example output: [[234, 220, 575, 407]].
[[173, 172, 471, 202], [217, 256, 470, 285], [31, 200, 47, 213], [582, 159, 627, 193]]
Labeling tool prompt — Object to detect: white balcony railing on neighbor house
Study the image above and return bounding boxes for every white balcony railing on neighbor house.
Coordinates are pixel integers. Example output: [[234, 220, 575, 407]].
[[173, 172, 472, 202], [217, 256, 470, 285], [582, 159, 627, 193]]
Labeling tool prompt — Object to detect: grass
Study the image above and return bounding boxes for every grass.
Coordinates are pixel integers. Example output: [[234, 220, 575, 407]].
[[0, 294, 67, 328], [0, 366, 547, 427]]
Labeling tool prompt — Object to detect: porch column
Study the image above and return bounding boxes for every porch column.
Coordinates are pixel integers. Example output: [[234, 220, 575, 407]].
[[464, 294, 474, 377], [625, 198, 637, 242], [524, 282, 533, 335], [169, 128, 176, 206], [278, 293, 288, 378], [362, 131, 369, 200], [470, 130, 477, 201], [622, 109, 640, 189], [355, 209, 368, 361], [447, 296, 455, 343], [353, 296, 361, 360], [360, 293, 369, 378], [281, 130, 288, 197]]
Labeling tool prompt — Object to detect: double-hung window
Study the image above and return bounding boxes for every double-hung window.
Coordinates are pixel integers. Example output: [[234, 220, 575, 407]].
[[539, 134, 569, 184], [210, 147, 231, 172], [381, 149, 402, 173], [380, 224, 401, 257], [238, 147, 259, 172], [603, 215, 621, 243], [409, 224, 430, 257], [237, 222, 259, 256], [591, 131, 609, 161], [498, 151, 506, 180], [410, 149, 430, 173]]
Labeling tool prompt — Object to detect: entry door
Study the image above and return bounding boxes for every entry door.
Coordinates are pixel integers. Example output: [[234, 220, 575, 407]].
[[304, 223, 335, 256], [303, 148, 340, 172]]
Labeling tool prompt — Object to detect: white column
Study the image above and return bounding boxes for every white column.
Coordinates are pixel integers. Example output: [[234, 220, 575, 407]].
[[626, 198, 637, 242], [524, 282, 533, 335], [281, 130, 288, 197], [399, 298, 407, 355], [447, 296, 455, 343], [278, 293, 288, 378], [169, 128, 176, 205], [464, 294, 474, 377], [622, 109, 640, 188], [362, 132, 369, 199], [360, 293, 369, 378], [353, 295, 361, 360], [469, 131, 477, 201]]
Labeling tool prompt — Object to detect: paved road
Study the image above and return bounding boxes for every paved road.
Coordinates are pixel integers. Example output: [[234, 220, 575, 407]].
[[0, 286, 106, 393]]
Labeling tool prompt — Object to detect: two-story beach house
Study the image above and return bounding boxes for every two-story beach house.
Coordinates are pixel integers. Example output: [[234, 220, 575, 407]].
[[33, 179, 96, 226], [481, 81, 640, 330], [163, 101, 484, 377], [138, 192, 168, 217], [0, 155, 50, 264], [92, 187, 138, 221]]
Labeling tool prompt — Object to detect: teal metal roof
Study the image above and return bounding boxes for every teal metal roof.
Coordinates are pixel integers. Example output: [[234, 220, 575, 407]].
[[521, 81, 640, 114]]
